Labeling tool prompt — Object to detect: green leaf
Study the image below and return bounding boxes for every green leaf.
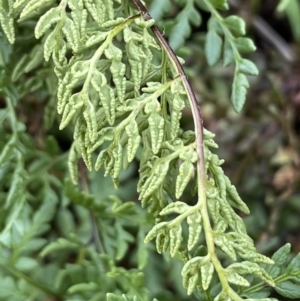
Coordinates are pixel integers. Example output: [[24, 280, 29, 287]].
[[175, 160, 194, 199], [106, 293, 124, 301], [223, 37, 234, 66], [234, 37, 256, 53], [156, 230, 169, 254], [149, 0, 172, 20], [231, 72, 249, 112], [187, 273, 199, 295], [210, 0, 228, 10], [285, 0, 300, 41], [196, 0, 228, 11], [0, 277, 28, 300], [205, 29, 222, 66], [35, 7, 61, 39], [243, 291, 271, 299], [182, 256, 206, 277], [0, 10, 15, 43], [139, 160, 170, 200], [265, 265, 281, 278], [160, 201, 190, 216], [277, 0, 293, 12], [214, 234, 236, 260], [144, 222, 168, 243], [169, 224, 182, 257], [6, 162, 25, 206], [169, 3, 202, 50], [19, 0, 56, 21], [226, 261, 274, 286], [68, 282, 99, 293], [224, 15, 246, 36], [238, 59, 259, 76], [40, 238, 79, 257], [272, 243, 291, 266], [0, 137, 15, 167], [64, 178, 101, 211], [287, 252, 300, 273], [187, 212, 202, 251], [227, 272, 250, 287], [112, 200, 136, 216], [115, 221, 134, 260], [201, 262, 214, 290], [15, 257, 38, 272], [148, 113, 164, 154], [275, 281, 300, 298]]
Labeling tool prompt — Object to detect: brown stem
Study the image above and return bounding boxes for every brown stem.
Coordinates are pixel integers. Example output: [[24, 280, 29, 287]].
[[131, 0, 207, 191]]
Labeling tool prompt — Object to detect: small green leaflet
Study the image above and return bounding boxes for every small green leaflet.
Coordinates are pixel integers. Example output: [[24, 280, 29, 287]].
[[169, 2, 202, 50], [286, 252, 300, 273], [224, 15, 246, 36], [275, 281, 300, 298], [234, 37, 256, 53], [205, 29, 222, 66], [265, 243, 291, 278], [238, 59, 259, 76], [231, 72, 249, 112]]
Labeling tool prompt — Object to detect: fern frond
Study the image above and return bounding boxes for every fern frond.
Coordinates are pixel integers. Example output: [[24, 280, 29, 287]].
[[2, 1, 299, 301], [202, 0, 258, 112]]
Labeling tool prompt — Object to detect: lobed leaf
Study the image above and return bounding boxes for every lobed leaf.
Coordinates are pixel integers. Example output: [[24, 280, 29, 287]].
[[125, 120, 141, 162], [19, 0, 56, 21], [201, 262, 214, 290], [35, 7, 61, 39], [231, 72, 249, 112], [238, 59, 259, 76], [223, 15, 246, 36], [234, 37, 256, 53], [271, 243, 291, 266], [160, 201, 190, 216], [275, 281, 300, 298], [0, 10, 15, 43], [227, 272, 250, 287], [40, 238, 79, 257], [139, 160, 170, 201], [169, 2, 202, 50], [144, 222, 168, 243], [187, 272, 199, 295], [187, 212, 202, 251], [169, 224, 182, 257], [287, 252, 300, 273], [205, 29, 223, 66], [175, 160, 194, 199]]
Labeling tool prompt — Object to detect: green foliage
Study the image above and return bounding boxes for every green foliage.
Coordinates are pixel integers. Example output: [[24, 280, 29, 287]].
[[0, 1, 299, 301], [277, 0, 300, 41], [149, 0, 258, 112], [203, 1, 258, 112]]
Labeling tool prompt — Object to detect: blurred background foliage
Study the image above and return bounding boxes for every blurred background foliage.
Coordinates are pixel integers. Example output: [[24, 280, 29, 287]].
[[0, 0, 299, 300]]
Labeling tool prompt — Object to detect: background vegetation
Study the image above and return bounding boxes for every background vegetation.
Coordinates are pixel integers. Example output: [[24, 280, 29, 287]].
[[0, 0, 299, 300]]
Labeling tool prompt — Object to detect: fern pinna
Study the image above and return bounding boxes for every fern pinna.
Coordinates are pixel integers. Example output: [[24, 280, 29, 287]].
[[1, 0, 300, 301]]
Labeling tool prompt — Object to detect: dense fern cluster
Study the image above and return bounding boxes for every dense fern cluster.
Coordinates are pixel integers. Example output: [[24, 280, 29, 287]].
[[0, 0, 300, 301]]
